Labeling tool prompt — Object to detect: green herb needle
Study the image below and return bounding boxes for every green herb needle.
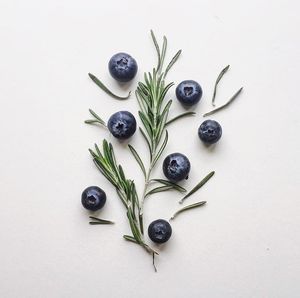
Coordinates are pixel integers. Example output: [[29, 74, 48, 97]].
[[88, 73, 131, 100]]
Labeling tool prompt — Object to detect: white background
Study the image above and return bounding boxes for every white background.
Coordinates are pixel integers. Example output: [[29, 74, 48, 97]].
[[0, 0, 299, 297]]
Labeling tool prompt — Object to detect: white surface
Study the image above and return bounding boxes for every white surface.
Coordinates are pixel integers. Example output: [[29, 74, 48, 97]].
[[0, 0, 299, 297]]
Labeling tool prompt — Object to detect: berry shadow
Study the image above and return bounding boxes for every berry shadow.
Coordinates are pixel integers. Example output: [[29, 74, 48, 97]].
[[179, 102, 200, 112], [115, 81, 134, 92], [199, 141, 219, 153], [151, 237, 173, 253]]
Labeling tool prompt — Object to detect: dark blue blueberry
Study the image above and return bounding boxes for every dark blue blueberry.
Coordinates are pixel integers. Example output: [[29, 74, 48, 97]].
[[176, 80, 203, 106], [107, 111, 137, 140], [81, 186, 106, 211], [163, 153, 191, 182], [198, 119, 222, 144], [148, 219, 172, 244], [108, 52, 138, 82]]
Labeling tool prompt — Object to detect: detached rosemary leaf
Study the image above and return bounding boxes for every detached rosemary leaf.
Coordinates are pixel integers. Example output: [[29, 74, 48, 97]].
[[170, 201, 207, 220], [128, 144, 147, 178], [146, 185, 173, 197], [89, 216, 114, 224], [166, 112, 196, 126], [204, 87, 243, 117], [85, 109, 106, 126], [179, 171, 215, 204], [212, 65, 230, 106], [84, 120, 100, 124], [88, 73, 131, 100], [151, 179, 186, 193]]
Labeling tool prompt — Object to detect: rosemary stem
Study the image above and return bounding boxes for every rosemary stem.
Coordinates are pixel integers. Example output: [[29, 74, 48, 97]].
[[139, 167, 152, 233], [139, 121, 159, 220]]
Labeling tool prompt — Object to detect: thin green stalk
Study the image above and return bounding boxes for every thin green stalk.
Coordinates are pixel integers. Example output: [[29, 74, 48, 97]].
[[89, 216, 114, 225], [85, 109, 107, 127], [179, 171, 215, 204], [212, 65, 230, 106], [88, 73, 131, 100], [166, 112, 196, 126], [204, 87, 243, 117], [170, 201, 207, 220]]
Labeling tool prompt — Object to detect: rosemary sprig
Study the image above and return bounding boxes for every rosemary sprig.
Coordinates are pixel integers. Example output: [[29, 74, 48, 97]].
[[89, 216, 114, 225], [204, 87, 243, 117], [135, 31, 182, 226], [87, 32, 186, 270], [88, 73, 131, 100], [85, 109, 107, 126], [89, 140, 157, 255], [212, 65, 230, 106], [170, 201, 207, 220], [179, 171, 215, 204]]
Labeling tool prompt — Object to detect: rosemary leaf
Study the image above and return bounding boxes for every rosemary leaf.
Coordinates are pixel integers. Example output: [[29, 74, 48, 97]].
[[204, 87, 243, 117], [118, 165, 126, 181], [146, 185, 174, 197], [84, 120, 100, 124], [170, 201, 207, 220], [85, 109, 106, 126], [150, 30, 161, 72], [88, 73, 131, 100], [212, 65, 230, 106], [139, 127, 152, 157], [127, 210, 142, 244], [89, 109, 105, 123], [123, 235, 138, 243], [158, 82, 174, 106], [152, 253, 157, 272], [151, 179, 186, 193], [152, 130, 168, 167], [159, 36, 167, 73], [89, 216, 114, 224], [94, 143, 102, 157], [166, 112, 196, 126], [138, 111, 153, 139], [128, 144, 147, 179], [164, 49, 182, 78], [179, 171, 215, 204], [155, 100, 172, 142]]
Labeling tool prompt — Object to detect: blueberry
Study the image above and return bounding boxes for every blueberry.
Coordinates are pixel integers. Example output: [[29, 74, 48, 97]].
[[176, 80, 203, 106], [148, 219, 172, 244], [198, 119, 222, 144], [81, 186, 106, 211], [108, 52, 138, 82], [107, 111, 137, 140], [163, 153, 191, 182]]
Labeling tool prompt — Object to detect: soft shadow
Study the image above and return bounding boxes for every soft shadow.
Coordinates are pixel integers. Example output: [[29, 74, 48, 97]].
[[198, 140, 219, 153]]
